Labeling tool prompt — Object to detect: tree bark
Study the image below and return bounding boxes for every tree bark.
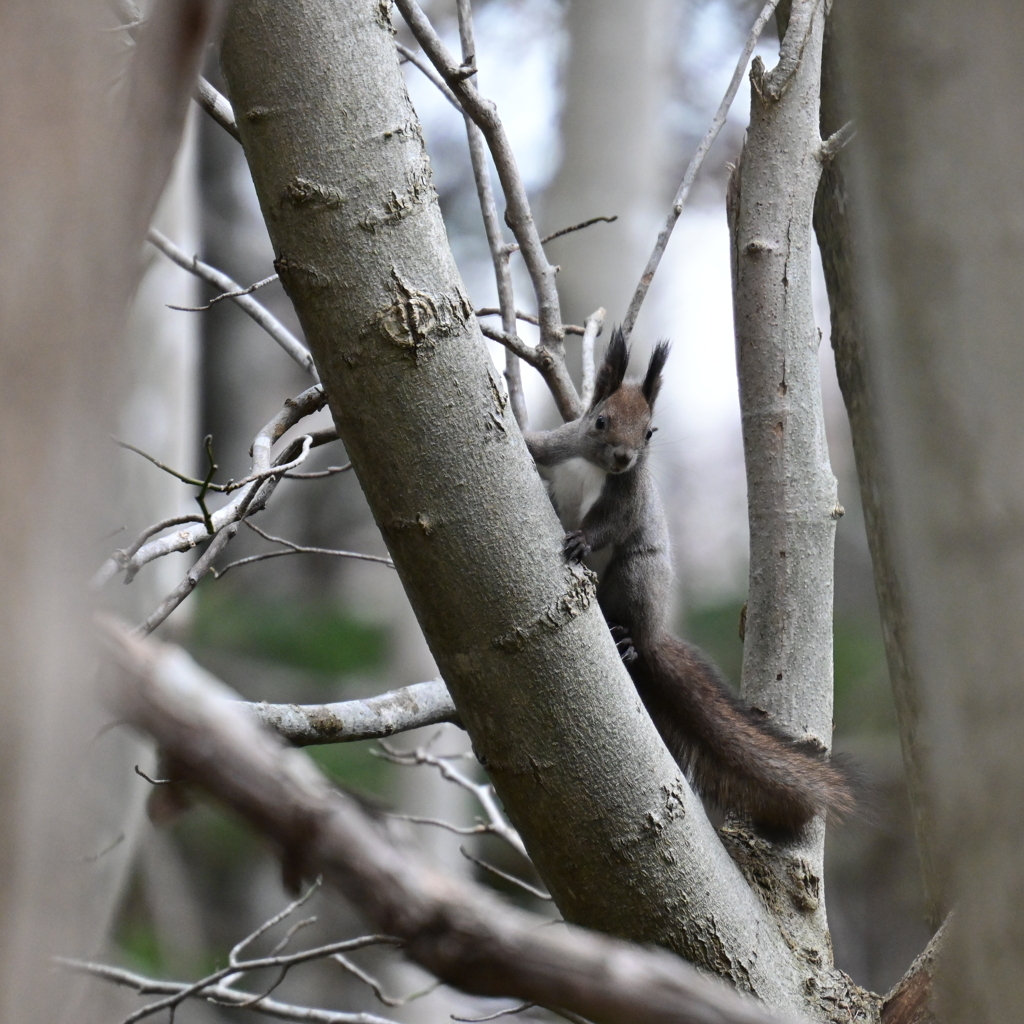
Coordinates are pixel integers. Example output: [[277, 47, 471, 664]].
[[841, 2, 1024, 1021], [727, 0, 841, 963], [221, 0, 811, 1006], [0, 2, 221, 1020], [811, 7, 940, 927]]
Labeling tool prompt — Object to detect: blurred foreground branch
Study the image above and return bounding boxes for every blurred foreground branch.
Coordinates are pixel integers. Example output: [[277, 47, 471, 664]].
[[97, 616, 792, 1024]]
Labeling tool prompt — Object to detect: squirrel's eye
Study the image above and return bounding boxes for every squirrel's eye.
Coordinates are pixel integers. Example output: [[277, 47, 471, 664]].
[[646, 429, 653, 441], [595, 415, 607, 430]]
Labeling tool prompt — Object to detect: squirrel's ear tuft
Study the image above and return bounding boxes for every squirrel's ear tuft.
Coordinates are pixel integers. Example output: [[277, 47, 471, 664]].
[[591, 326, 630, 407], [642, 341, 671, 408]]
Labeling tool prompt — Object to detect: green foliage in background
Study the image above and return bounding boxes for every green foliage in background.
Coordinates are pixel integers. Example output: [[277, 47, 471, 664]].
[[685, 600, 893, 737], [192, 585, 388, 679]]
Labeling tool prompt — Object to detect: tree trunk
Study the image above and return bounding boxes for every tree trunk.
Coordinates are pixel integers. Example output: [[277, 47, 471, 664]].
[[221, 0, 811, 1006], [811, 8, 940, 928], [841, 2, 1024, 1020], [727, 0, 839, 958]]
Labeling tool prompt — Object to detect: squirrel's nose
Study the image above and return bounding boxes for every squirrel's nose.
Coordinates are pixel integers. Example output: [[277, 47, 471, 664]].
[[614, 449, 633, 469]]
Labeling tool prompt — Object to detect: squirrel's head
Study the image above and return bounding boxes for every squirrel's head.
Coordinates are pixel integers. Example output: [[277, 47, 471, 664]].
[[583, 327, 670, 474]]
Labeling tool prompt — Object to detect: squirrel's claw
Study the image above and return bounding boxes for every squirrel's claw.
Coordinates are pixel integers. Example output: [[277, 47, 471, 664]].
[[609, 624, 638, 665], [563, 530, 590, 562]]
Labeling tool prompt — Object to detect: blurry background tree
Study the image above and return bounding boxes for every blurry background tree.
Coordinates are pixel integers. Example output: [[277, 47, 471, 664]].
[[7, 0, 1021, 1022]]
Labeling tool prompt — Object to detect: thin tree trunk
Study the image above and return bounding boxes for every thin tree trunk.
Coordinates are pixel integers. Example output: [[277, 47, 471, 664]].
[[727, 0, 848, 976]]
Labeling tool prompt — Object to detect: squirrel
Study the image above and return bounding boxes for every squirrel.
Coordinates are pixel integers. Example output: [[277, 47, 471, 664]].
[[523, 328, 854, 836]]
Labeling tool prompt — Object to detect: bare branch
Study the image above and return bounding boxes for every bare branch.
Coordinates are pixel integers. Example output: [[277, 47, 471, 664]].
[[283, 463, 352, 479], [377, 740, 525, 858], [170, 272, 277, 311], [578, 308, 606, 409], [393, 0, 567, 380], [333, 952, 440, 1007], [476, 310, 586, 336], [250, 679, 459, 745], [93, 386, 331, 587], [478, 324, 580, 420], [621, 0, 780, 339], [98, 619, 797, 1024], [459, 847, 553, 902], [114, 514, 205, 568], [396, 43, 463, 112], [819, 120, 855, 162], [453, 1004, 535, 1022], [453, 0, 528, 429], [147, 228, 317, 377], [195, 75, 240, 140], [134, 522, 238, 636]]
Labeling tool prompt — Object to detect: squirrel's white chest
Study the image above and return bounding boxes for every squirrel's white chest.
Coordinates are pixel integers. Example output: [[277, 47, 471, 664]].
[[541, 457, 608, 531]]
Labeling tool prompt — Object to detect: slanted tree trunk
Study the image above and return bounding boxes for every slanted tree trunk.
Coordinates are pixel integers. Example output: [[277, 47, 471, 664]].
[[219, 0, 843, 1011]]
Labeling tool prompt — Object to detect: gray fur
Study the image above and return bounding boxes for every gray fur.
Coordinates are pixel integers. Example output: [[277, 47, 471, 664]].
[[524, 340, 854, 836]]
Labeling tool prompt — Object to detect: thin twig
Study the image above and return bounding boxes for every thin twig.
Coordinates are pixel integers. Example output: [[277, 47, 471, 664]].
[[147, 228, 317, 377], [452, 1004, 535, 1022], [377, 740, 526, 858], [476, 310, 586, 336], [134, 523, 239, 636], [211, 546, 394, 579], [393, 0, 570, 410], [230, 880, 322, 965], [396, 43, 463, 112], [387, 815, 493, 838], [621, 0, 781, 339], [207, 519, 394, 577], [453, 0, 528, 430], [115, 435, 317, 496], [459, 846, 552, 901], [75, 880, 403, 1024], [81, 833, 126, 864], [169, 273, 277, 311], [57, 959, 402, 1024], [93, 388, 333, 588], [333, 954, 440, 1007], [540, 215, 618, 245], [195, 76, 240, 141], [134, 764, 172, 786]]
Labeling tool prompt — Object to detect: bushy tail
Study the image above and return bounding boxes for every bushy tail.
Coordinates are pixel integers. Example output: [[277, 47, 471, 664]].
[[630, 634, 855, 835]]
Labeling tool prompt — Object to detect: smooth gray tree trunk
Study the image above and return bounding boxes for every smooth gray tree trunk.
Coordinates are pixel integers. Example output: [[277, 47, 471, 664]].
[[841, 3, 1024, 1020], [220, 0, 819, 1010]]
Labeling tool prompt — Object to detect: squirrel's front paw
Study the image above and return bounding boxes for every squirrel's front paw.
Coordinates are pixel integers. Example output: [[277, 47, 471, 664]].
[[563, 530, 591, 562], [609, 624, 638, 665]]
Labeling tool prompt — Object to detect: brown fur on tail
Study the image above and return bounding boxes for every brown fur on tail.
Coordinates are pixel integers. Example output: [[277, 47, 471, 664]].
[[630, 634, 855, 835]]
